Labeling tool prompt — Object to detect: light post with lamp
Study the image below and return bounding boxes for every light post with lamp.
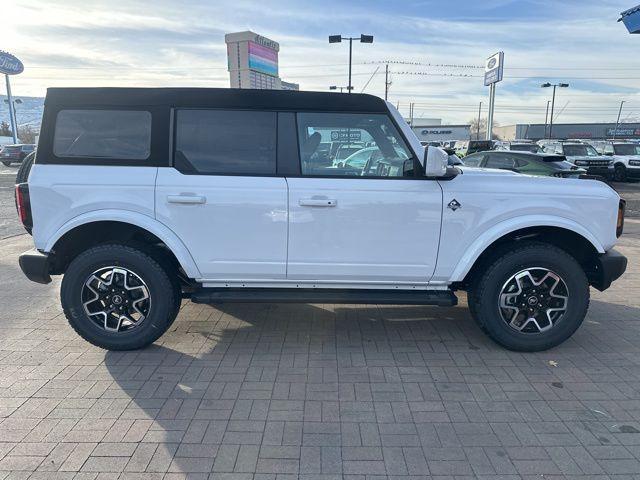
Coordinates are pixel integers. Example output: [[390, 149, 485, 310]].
[[541, 82, 569, 139], [328, 34, 374, 93]]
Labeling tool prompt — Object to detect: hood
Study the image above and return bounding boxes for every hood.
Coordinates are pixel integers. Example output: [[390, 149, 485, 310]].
[[613, 155, 640, 161]]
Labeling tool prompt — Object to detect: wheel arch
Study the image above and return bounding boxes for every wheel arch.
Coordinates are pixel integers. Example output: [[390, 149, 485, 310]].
[[450, 217, 604, 285], [45, 210, 201, 279]]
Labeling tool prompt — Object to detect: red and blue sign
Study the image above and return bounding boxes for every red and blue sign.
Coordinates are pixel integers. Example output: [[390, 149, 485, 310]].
[[248, 41, 278, 77]]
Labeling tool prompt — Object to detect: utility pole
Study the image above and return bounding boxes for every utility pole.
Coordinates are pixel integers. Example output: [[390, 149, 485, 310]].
[[384, 63, 391, 101], [613, 100, 625, 140], [544, 100, 550, 139], [409, 102, 414, 127], [476, 101, 482, 140]]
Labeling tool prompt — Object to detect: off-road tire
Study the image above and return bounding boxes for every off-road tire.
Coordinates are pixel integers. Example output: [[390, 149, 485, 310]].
[[16, 152, 35, 184], [468, 241, 590, 351], [614, 164, 627, 183], [61, 243, 177, 350]]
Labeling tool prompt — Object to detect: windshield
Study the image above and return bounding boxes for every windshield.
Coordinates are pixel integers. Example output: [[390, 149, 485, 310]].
[[614, 144, 640, 156], [563, 144, 599, 157]]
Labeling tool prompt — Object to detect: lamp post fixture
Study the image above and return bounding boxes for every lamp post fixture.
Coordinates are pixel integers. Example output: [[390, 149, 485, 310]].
[[541, 82, 569, 139], [329, 34, 374, 94], [329, 85, 353, 93]]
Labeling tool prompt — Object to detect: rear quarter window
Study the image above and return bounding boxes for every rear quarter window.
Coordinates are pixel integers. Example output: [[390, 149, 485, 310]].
[[53, 110, 152, 160]]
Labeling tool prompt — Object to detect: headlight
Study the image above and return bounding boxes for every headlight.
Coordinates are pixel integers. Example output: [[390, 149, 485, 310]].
[[574, 160, 587, 166], [629, 160, 640, 167]]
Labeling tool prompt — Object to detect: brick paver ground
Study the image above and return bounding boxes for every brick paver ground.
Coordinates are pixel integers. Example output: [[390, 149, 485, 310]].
[[1, 229, 639, 480]]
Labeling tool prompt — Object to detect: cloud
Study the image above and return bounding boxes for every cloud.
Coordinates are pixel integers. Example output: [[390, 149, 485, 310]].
[[2, 0, 639, 124]]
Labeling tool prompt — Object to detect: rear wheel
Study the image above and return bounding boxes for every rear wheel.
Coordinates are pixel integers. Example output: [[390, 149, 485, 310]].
[[61, 244, 177, 350], [614, 164, 627, 182], [468, 242, 589, 351]]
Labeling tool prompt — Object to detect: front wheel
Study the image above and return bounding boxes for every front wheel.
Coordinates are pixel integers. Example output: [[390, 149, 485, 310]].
[[468, 242, 589, 351], [61, 244, 177, 350]]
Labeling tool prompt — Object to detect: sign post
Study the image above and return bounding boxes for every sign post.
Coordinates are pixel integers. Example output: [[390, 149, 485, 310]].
[[484, 51, 504, 141], [0, 51, 24, 144]]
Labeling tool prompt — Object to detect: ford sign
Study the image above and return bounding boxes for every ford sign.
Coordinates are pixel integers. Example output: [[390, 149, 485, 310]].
[[0, 51, 24, 75]]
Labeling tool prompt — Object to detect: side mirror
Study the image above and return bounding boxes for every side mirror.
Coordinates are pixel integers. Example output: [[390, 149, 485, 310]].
[[423, 146, 448, 177]]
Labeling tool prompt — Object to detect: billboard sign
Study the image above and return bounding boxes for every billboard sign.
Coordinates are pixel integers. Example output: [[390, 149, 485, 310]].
[[484, 51, 504, 86], [248, 41, 278, 77], [607, 127, 640, 137], [0, 51, 24, 75]]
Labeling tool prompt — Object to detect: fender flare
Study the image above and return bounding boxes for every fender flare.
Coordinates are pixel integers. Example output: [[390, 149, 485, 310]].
[[44, 209, 201, 279], [448, 215, 605, 282]]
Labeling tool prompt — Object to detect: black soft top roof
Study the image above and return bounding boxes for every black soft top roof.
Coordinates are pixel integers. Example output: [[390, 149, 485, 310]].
[[45, 87, 389, 112]]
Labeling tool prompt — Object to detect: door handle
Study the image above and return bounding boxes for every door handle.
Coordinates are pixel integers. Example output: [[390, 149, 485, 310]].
[[167, 194, 206, 205], [299, 198, 337, 207]]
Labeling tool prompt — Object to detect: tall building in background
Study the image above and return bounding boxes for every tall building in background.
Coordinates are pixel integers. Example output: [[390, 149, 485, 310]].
[[225, 31, 299, 90]]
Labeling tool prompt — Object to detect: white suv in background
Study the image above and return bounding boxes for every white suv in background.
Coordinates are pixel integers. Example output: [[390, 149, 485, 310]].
[[16, 87, 627, 352]]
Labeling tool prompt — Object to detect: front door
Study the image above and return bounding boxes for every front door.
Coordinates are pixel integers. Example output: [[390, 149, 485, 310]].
[[287, 112, 443, 285]]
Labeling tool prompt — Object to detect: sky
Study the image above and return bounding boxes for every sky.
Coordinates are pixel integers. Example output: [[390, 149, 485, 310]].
[[3, 0, 640, 125]]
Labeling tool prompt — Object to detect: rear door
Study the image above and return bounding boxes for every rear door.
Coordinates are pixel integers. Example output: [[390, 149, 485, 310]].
[[155, 109, 288, 281], [286, 112, 442, 285]]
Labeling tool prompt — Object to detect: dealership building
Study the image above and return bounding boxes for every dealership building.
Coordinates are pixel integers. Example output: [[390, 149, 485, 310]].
[[225, 31, 299, 90], [493, 122, 640, 141], [410, 121, 472, 142]]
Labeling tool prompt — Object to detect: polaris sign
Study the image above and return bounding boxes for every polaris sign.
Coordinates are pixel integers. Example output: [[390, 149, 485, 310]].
[[0, 51, 24, 75], [484, 51, 504, 86]]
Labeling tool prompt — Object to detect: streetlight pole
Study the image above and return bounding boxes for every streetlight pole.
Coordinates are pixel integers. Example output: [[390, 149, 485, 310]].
[[544, 100, 550, 139], [613, 100, 625, 140], [477, 101, 482, 140], [384, 63, 390, 101], [541, 82, 569, 139], [329, 34, 374, 94]]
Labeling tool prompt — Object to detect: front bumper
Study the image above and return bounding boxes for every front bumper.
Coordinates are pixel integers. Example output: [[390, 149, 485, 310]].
[[626, 167, 640, 179], [18, 249, 52, 284], [584, 165, 614, 177], [589, 249, 627, 291]]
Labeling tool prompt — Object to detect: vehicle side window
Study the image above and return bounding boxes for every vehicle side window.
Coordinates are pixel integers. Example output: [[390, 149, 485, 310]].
[[604, 144, 614, 155], [462, 154, 483, 167], [296, 112, 413, 177], [174, 109, 276, 175], [53, 110, 151, 160], [486, 154, 516, 169]]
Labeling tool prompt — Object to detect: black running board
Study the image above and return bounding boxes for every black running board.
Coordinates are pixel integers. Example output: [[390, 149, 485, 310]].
[[190, 288, 457, 306]]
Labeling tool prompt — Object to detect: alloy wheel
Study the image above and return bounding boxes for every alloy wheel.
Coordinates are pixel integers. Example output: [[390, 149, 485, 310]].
[[498, 267, 569, 334], [81, 266, 151, 332]]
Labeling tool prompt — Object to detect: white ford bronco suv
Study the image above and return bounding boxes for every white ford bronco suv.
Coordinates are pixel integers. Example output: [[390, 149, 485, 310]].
[[16, 88, 627, 351]]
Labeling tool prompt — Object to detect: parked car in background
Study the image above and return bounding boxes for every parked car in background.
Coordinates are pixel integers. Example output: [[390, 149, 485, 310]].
[[1, 144, 36, 166], [595, 142, 640, 182], [462, 150, 587, 178], [542, 141, 613, 178], [454, 140, 494, 157], [495, 141, 542, 153]]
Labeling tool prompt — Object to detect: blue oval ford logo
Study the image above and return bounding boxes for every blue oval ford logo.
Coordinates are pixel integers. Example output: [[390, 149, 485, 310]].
[[487, 57, 497, 70], [0, 51, 24, 75]]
